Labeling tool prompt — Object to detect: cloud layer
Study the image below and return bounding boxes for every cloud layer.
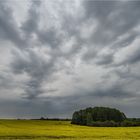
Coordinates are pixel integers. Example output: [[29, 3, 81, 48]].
[[0, 0, 140, 118]]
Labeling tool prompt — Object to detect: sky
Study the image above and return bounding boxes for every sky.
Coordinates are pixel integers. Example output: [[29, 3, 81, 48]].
[[0, 0, 140, 119]]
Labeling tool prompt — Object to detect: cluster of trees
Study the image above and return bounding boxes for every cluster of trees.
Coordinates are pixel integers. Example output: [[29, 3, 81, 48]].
[[71, 107, 129, 126], [39, 117, 71, 121], [122, 118, 140, 127]]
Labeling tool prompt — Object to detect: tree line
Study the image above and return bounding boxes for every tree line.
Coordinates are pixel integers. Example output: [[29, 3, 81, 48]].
[[71, 107, 140, 127]]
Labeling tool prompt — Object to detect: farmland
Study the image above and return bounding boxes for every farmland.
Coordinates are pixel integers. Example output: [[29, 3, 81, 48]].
[[0, 120, 139, 140]]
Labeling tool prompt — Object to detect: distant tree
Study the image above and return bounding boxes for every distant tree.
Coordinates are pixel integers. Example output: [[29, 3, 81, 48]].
[[86, 112, 93, 126], [71, 111, 81, 124], [40, 117, 45, 120], [71, 107, 127, 126]]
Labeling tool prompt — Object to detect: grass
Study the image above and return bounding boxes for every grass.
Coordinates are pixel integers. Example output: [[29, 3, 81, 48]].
[[0, 120, 139, 140]]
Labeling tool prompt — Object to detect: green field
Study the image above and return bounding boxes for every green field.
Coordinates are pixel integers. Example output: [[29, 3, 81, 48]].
[[0, 120, 139, 140]]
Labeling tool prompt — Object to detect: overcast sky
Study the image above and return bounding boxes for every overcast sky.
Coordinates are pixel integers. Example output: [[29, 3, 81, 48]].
[[0, 0, 140, 119]]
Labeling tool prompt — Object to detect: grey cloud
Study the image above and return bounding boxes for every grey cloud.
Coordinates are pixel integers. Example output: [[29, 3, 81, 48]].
[[9, 0, 61, 100], [95, 53, 114, 65], [81, 0, 140, 69], [114, 66, 140, 80], [126, 51, 140, 64], [0, 2, 25, 47], [113, 32, 139, 49], [84, 1, 117, 19], [11, 49, 56, 99], [0, 95, 140, 119], [21, 0, 62, 49], [0, 71, 14, 89], [21, 0, 41, 34], [92, 85, 133, 98], [83, 1, 140, 46], [70, 80, 134, 100], [82, 48, 97, 61], [37, 29, 62, 48]]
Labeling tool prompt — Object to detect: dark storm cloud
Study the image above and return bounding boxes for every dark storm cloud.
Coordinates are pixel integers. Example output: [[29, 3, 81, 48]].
[[113, 32, 138, 49], [21, 0, 63, 49], [83, 1, 140, 47], [1, 83, 137, 118], [11, 49, 57, 99], [81, 0, 140, 66], [0, 2, 25, 47], [8, 0, 81, 101], [114, 66, 140, 80], [9, 0, 61, 99], [125, 51, 140, 65], [21, 0, 40, 35], [0, 96, 140, 119], [37, 29, 63, 48], [95, 53, 114, 65], [0, 70, 14, 89], [91, 85, 133, 98]]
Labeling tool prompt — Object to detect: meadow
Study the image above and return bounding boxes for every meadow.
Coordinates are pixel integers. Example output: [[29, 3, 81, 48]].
[[0, 120, 139, 140]]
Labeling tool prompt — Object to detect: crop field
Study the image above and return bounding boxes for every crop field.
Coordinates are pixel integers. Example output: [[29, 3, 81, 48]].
[[0, 120, 139, 140]]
